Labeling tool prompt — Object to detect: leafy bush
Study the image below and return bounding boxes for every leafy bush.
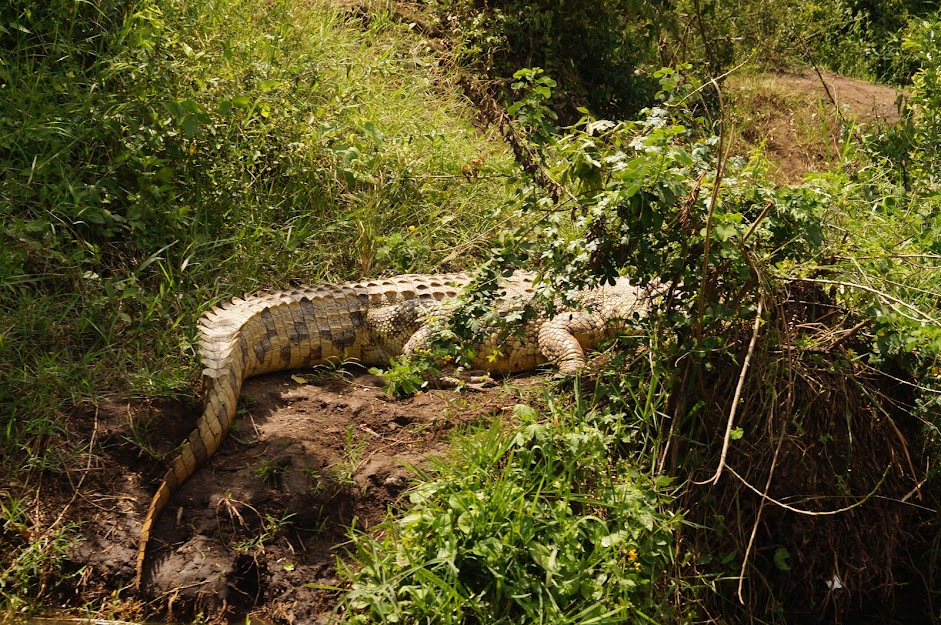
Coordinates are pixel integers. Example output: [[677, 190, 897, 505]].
[[341, 408, 683, 625], [901, 19, 941, 183], [388, 62, 941, 620], [478, 66, 823, 313], [813, 0, 938, 84], [665, 0, 936, 83]]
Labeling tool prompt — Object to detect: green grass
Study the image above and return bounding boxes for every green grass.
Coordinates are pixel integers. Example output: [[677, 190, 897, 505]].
[[338, 396, 685, 625], [4, 0, 941, 620], [0, 0, 515, 607], [1, 0, 515, 457]]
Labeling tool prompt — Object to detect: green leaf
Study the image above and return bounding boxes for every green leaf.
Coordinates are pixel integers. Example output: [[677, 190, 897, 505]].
[[362, 121, 383, 146], [471, 537, 504, 563], [773, 548, 791, 571], [25, 219, 48, 233], [714, 223, 737, 242], [730, 427, 744, 441], [599, 530, 627, 548], [512, 404, 539, 420], [182, 114, 201, 137], [179, 99, 201, 114], [457, 511, 474, 534]]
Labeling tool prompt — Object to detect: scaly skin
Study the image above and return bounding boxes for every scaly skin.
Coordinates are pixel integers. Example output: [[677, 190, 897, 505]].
[[135, 272, 657, 590]]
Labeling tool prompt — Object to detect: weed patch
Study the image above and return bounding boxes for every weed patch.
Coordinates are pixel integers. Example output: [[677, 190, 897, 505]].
[[340, 407, 683, 624]]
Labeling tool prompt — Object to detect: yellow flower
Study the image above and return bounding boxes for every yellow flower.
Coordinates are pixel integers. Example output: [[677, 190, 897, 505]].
[[628, 548, 642, 572], [414, 390, 423, 397], [408, 225, 416, 232]]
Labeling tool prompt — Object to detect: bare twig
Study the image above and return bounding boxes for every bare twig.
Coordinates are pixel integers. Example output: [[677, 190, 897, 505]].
[[726, 464, 892, 516], [696, 80, 735, 329], [823, 318, 869, 351], [675, 59, 752, 108], [696, 296, 764, 485], [810, 63, 847, 126], [738, 425, 786, 604], [834, 253, 941, 261], [741, 200, 774, 244], [795, 277, 940, 325]]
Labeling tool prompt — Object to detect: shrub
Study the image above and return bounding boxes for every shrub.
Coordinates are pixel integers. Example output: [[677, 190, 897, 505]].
[[423, 0, 664, 121]]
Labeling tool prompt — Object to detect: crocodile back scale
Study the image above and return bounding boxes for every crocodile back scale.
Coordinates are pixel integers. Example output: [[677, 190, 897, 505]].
[[135, 271, 658, 589]]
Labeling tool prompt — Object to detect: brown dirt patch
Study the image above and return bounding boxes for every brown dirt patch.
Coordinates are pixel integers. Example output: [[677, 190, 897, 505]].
[[728, 68, 904, 182], [57, 370, 541, 623]]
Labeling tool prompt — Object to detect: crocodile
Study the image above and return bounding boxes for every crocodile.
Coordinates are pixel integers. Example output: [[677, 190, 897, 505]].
[[135, 271, 659, 590]]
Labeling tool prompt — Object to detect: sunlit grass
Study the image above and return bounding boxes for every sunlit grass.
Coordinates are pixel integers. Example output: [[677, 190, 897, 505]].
[[339, 395, 684, 625], [0, 0, 514, 608]]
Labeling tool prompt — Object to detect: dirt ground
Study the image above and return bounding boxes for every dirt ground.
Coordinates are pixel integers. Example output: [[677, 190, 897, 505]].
[[727, 67, 904, 181], [59, 370, 540, 623]]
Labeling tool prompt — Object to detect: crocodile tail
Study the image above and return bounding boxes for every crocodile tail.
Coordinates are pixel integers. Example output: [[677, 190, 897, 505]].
[[134, 368, 241, 590], [135, 298, 255, 591]]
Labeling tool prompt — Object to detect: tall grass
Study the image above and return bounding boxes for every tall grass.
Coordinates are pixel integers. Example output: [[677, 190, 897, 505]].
[[0, 0, 514, 606], [1, 0, 514, 456]]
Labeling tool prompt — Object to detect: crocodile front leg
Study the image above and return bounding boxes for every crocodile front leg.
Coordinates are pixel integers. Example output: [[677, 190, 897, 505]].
[[537, 310, 623, 375]]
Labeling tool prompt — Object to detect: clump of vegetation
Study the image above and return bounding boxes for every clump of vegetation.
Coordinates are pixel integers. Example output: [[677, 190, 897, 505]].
[[4, 0, 941, 621], [421, 0, 666, 121], [0, 494, 75, 612], [424, 0, 938, 128], [350, 43, 941, 621], [340, 408, 683, 624], [666, 0, 937, 83]]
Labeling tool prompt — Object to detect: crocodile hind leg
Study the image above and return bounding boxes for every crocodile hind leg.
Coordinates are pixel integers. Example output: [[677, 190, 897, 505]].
[[396, 325, 493, 389]]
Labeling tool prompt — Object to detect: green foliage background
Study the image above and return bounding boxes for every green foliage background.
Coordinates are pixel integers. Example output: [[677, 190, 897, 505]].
[[0, 0, 512, 453]]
